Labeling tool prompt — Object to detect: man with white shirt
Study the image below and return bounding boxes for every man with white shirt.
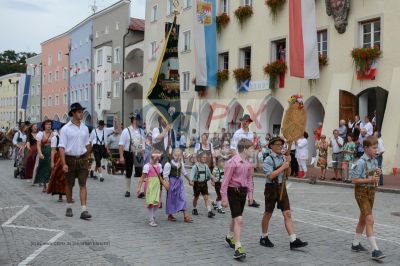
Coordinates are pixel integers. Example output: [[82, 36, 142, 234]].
[[348, 115, 362, 137], [374, 131, 385, 186], [329, 129, 344, 181], [362, 116, 373, 137], [90, 120, 109, 182], [59, 103, 92, 220], [152, 115, 176, 165], [230, 114, 260, 208], [119, 113, 145, 197]]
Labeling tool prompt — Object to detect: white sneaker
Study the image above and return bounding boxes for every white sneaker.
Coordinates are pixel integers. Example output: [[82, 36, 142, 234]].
[[149, 220, 158, 227]]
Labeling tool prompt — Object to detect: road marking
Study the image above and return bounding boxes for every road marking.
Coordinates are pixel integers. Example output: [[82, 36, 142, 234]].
[[0, 205, 25, 210], [1, 205, 65, 265]]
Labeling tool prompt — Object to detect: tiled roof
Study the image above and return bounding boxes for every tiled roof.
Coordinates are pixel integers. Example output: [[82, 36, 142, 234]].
[[130, 18, 145, 31]]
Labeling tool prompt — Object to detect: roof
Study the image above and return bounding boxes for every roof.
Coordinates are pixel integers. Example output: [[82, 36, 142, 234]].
[[129, 18, 145, 31]]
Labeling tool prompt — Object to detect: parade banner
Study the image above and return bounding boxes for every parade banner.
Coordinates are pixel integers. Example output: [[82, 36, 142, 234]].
[[194, 0, 217, 88], [18, 74, 31, 110], [289, 0, 319, 79], [147, 19, 181, 124]]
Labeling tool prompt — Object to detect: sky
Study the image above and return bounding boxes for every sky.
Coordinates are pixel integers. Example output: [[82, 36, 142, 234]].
[[0, 0, 146, 53]]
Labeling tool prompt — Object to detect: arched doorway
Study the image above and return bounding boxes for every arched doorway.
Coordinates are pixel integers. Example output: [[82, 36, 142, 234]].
[[357, 87, 388, 131], [226, 100, 244, 135], [148, 111, 159, 131], [305, 96, 325, 157], [199, 101, 213, 135], [83, 111, 92, 127], [125, 82, 143, 128], [62, 114, 69, 123], [262, 97, 284, 136], [53, 114, 60, 122]]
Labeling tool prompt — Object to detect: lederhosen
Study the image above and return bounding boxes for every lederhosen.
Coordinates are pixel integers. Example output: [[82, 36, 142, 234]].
[[198, 143, 214, 172], [124, 127, 144, 178], [354, 158, 376, 216], [214, 168, 224, 201], [193, 164, 209, 197], [92, 129, 108, 168], [153, 126, 175, 166], [264, 155, 291, 213]]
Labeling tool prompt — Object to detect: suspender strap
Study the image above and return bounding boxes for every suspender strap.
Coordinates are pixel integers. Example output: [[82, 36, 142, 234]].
[[95, 129, 104, 145], [127, 128, 132, 152]]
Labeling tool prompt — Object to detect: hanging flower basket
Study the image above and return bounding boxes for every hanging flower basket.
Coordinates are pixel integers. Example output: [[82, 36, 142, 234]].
[[217, 69, 229, 86], [319, 54, 328, 67], [287, 94, 304, 109], [234, 6, 253, 27], [216, 13, 230, 34], [233, 68, 251, 83], [265, 0, 286, 20], [263, 60, 287, 89], [351, 47, 381, 77]]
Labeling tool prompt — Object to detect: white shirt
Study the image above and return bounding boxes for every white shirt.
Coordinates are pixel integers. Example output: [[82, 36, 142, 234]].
[[37, 131, 53, 144], [51, 135, 58, 148], [295, 138, 308, 160], [194, 142, 214, 154], [362, 122, 373, 136], [330, 136, 344, 153], [230, 128, 254, 150], [377, 138, 385, 154], [163, 160, 187, 178], [152, 126, 174, 153], [90, 128, 107, 145], [119, 126, 145, 152], [143, 163, 163, 175], [58, 121, 90, 156], [12, 130, 26, 145]]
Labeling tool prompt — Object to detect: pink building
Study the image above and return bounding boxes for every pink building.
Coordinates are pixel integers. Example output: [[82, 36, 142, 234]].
[[41, 33, 69, 122]]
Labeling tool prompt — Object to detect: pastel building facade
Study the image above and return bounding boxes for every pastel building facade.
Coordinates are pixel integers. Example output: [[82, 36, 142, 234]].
[[26, 54, 42, 123], [0, 73, 20, 128]]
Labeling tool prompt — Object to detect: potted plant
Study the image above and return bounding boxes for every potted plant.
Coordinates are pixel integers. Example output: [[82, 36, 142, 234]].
[[319, 54, 328, 67], [263, 60, 287, 89], [233, 68, 251, 83], [351, 46, 381, 78], [217, 69, 229, 86], [216, 13, 230, 34], [234, 5, 253, 27], [265, 0, 286, 20]]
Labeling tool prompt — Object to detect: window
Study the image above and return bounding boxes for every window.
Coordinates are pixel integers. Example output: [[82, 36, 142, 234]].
[[183, 0, 192, 9], [85, 88, 88, 101], [95, 31, 99, 38], [221, 0, 229, 13], [48, 55, 52, 66], [150, 41, 157, 60], [167, 0, 174, 16], [55, 70, 60, 81], [183, 30, 191, 52], [243, 0, 252, 6], [48, 72, 52, 83], [182, 72, 190, 92], [85, 58, 90, 71], [96, 83, 102, 99], [151, 5, 158, 22], [105, 26, 109, 34], [63, 93, 67, 105], [113, 81, 120, 98], [360, 19, 381, 49], [48, 96, 52, 107], [55, 95, 59, 106], [63, 68, 67, 80], [97, 49, 103, 66], [114, 47, 121, 64], [79, 89, 83, 101], [218, 52, 229, 70], [116, 22, 120, 30], [317, 30, 328, 56], [271, 39, 286, 61], [42, 97, 46, 106], [57, 51, 62, 61], [240, 47, 251, 69]]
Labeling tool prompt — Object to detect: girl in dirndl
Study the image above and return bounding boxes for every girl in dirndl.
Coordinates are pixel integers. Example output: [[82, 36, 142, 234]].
[[136, 149, 169, 227], [24, 124, 39, 181], [35, 120, 53, 191], [163, 148, 193, 223]]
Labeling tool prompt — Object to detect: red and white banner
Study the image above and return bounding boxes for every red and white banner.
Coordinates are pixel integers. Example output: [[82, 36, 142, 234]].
[[289, 0, 319, 79]]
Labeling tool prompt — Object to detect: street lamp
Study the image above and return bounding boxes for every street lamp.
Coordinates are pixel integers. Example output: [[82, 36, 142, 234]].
[[9, 79, 19, 126]]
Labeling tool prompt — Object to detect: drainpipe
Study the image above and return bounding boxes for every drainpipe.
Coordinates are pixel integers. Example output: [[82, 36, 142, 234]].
[[40, 62, 43, 121], [122, 28, 131, 125]]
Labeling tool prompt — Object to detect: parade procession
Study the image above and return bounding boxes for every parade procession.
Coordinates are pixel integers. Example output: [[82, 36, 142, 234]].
[[1, 0, 400, 265]]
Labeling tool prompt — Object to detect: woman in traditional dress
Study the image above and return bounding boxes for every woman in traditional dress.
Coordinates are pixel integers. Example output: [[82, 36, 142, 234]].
[[316, 134, 329, 180], [194, 133, 215, 172], [24, 124, 39, 181], [35, 120, 53, 192], [47, 125, 67, 202]]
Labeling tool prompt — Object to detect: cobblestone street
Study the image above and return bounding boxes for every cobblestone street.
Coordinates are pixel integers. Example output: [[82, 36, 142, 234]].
[[1, 159, 400, 266]]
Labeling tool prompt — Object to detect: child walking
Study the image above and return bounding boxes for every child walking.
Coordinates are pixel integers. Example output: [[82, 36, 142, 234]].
[[136, 149, 169, 227], [221, 139, 254, 260], [190, 151, 215, 218], [211, 156, 226, 214], [351, 136, 385, 260], [163, 148, 194, 223]]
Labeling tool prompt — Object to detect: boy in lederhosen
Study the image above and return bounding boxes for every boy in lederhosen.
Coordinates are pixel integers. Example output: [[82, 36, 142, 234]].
[[190, 151, 215, 218], [351, 136, 385, 261], [90, 120, 109, 182], [260, 136, 308, 250], [211, 155, 226, 214]]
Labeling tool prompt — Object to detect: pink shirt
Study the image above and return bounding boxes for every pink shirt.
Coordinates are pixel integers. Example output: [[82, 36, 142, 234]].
[[221, 155, 253, 203]]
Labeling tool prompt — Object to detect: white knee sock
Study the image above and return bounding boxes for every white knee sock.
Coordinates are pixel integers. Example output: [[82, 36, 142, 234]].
[[207, 205, 211, 212], [126, 178, 131, 192], [353, 233, 362, 246], [217, 201, 222, 209], [235, 241, 242, 250], [289, 234, 296, 243], [368, 236, 379, 250], [81, 205, 87, 212], [148, 207, 154, 221]]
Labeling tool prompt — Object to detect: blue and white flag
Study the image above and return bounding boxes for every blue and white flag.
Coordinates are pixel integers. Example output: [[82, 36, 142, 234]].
[[238, 79, 250, 93], [18, 74, 31, 110], [194, 0, 217, 88]]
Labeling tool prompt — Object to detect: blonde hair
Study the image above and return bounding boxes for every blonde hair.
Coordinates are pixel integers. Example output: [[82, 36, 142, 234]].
[[172, 148, 182, 157]]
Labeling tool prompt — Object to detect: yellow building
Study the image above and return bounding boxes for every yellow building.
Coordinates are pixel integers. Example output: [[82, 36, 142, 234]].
[[0, 73, 21, 129], [143, 0, 400, 173]]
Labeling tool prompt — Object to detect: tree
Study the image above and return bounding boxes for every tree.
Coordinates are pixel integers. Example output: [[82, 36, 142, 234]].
[[0, 50, 38, 76]]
